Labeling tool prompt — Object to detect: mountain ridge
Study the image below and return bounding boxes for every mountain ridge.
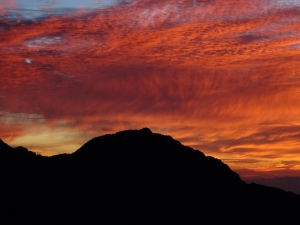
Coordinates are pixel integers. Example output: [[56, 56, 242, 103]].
[[1, 128, 300, 223]]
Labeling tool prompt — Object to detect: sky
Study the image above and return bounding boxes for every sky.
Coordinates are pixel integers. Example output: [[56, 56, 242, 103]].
[[1, 0, 300, 179]]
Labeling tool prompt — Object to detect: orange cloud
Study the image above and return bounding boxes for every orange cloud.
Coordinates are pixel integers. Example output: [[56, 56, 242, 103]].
[[1, 0, 300, 176]]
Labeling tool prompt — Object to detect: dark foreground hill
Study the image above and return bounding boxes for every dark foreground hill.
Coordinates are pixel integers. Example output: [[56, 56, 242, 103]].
[[1, 128, 300, 224]]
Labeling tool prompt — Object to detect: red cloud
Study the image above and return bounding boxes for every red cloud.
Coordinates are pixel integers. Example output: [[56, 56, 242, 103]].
[[1, 0, 300, 175]]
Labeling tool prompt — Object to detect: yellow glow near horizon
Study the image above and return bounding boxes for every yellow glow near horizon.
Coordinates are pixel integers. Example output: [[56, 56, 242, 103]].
[[1, 0, 300, 177]]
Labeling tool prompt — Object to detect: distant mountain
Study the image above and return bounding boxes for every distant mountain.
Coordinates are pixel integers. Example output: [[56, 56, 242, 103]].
[[1, 128, 300, 224], [243, 176, 300, 195]]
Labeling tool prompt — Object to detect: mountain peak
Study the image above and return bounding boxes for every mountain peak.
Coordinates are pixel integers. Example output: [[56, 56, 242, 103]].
[[114, 127, 153, 136], [140, 127, 152, 134], [1, 129, 300, 223], [72, 127, 241, 185], [0, 138, 11, 151]]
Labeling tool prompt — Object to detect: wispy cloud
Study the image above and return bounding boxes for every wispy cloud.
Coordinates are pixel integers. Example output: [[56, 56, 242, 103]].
[[1, 0, 300, 175]]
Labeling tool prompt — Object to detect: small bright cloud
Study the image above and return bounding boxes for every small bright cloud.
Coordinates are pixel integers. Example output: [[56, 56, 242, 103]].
[[25, 59, 33, 64], [27, 36, 62, 48]]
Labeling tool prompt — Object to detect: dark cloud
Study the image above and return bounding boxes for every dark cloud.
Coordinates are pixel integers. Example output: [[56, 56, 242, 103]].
[[198, 125, 300, 155], [279, 160, 300, 169], [222, 158, 262, 164], [238, 34, 271, 43]]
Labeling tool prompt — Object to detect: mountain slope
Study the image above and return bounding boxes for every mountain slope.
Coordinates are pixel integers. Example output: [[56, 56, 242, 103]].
[[0, 128, 300, 224]]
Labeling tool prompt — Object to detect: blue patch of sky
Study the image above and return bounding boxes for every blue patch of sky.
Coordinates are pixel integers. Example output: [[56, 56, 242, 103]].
[[2, 0, 132, 21], [13, 0, 130, 10], [275, 0, 300, 7]]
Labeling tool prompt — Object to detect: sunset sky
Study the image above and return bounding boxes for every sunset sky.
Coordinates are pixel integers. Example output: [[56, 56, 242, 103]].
[[1, 0, 300, 178]]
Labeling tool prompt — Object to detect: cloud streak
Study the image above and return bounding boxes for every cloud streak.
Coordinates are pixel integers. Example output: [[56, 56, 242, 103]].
[[1, 0, 300, 175]]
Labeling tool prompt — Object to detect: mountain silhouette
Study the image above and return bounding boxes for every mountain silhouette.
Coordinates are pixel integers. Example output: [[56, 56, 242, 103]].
[[1, 128, 300, 224]]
